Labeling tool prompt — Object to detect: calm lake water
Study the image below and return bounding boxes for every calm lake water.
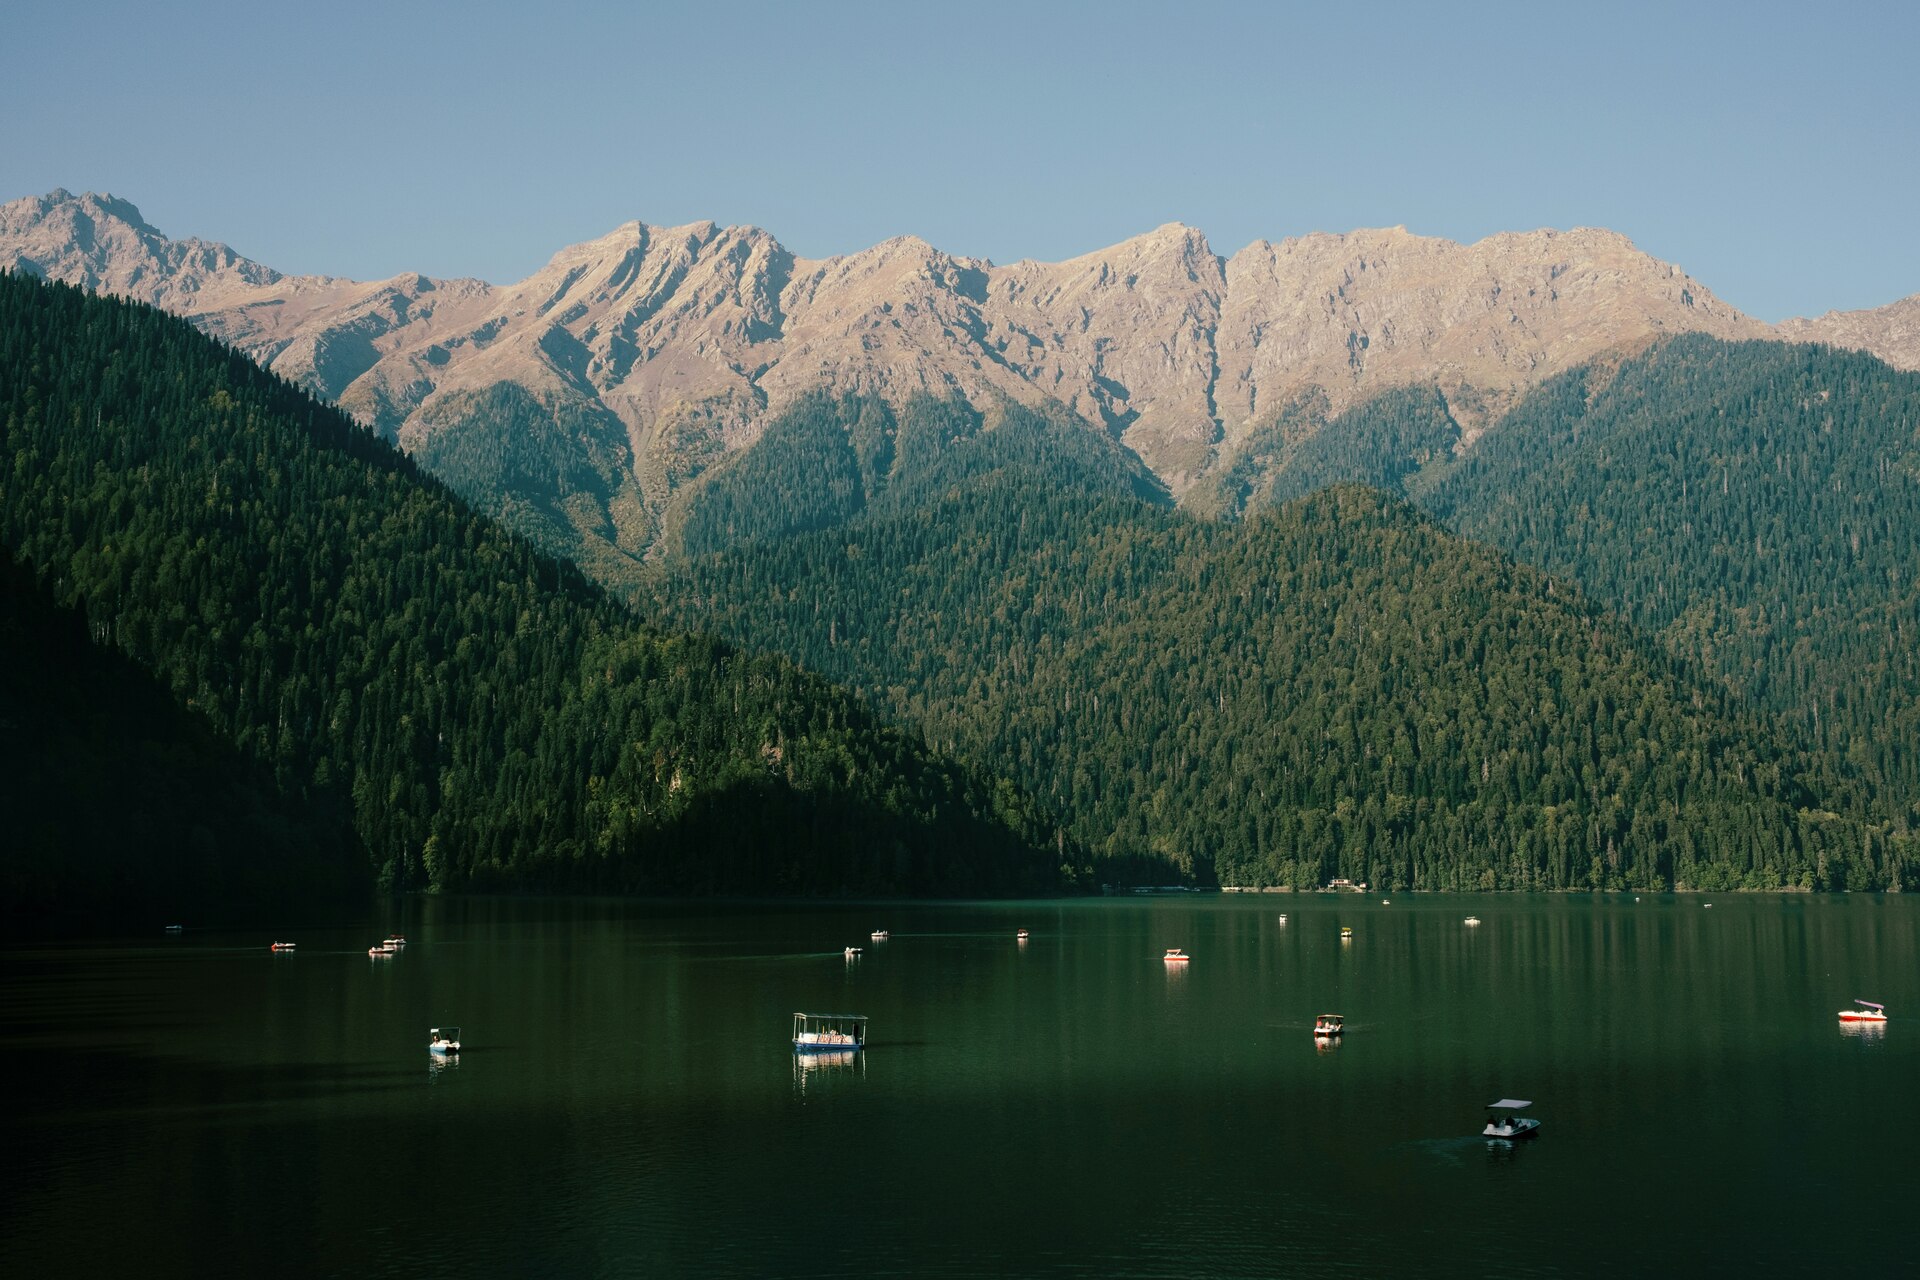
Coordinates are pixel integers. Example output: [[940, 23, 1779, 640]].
[[5, 893, 1917, 1276]]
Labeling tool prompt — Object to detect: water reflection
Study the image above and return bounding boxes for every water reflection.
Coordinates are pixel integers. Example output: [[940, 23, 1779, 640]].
[[1839, 1021, 1888, 1046], [791, 1049, 864, 1096], [427, 1052, 460, 1082]]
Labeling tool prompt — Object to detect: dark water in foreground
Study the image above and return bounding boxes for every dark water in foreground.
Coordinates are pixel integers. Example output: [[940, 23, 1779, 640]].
[[4, 893, 1917, 1276]]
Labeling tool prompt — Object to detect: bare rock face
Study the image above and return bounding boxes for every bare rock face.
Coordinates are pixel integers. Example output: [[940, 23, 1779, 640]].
[[6, 188, 1913, 547], [1217, 226, 1769, 443], [0, 188, 289, 303], [1778, 296, 1920, 372]]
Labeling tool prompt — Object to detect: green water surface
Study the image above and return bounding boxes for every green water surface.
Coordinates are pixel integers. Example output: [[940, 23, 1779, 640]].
[[4, 893, 1915, 1276]]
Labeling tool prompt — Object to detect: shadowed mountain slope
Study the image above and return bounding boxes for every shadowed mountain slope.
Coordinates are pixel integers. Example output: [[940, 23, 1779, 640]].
[[0, 272, 1067, 899]]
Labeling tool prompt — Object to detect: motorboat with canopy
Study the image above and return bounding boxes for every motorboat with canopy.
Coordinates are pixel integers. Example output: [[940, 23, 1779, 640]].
[[1838, 1000, 1887, 1023], [429, 1026, 462, 1054], [1483, 1099, 1540, 1139], [1313, 1014, 1344, 1037]]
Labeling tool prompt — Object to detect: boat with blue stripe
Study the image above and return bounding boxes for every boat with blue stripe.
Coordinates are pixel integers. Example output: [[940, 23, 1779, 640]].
[[793, 1012, 867, 1053]]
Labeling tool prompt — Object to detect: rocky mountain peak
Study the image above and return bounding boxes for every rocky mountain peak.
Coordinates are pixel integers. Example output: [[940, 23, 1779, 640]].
[[1, 187, 285, 304], [6, 188, 1917, 546]]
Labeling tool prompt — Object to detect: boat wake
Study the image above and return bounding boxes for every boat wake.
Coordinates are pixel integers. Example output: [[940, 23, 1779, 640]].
[[1391, 1136, 1494, 1166]]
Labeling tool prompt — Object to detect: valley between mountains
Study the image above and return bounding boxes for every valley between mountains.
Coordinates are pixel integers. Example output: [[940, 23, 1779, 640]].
[[3, 191, 1917, 914]]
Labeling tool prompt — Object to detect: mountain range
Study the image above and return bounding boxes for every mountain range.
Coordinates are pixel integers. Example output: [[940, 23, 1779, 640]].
[[5, 190, 1918, 901], [8, 188, 1917, 566]]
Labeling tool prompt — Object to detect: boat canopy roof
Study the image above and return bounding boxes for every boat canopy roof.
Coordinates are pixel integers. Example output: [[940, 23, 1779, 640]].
[[1487, 1099, 1532, 1110], [431, 1026, 460, 1036], [1855, 1000, 1885, 1009], [794, 1012, 867, 1022]]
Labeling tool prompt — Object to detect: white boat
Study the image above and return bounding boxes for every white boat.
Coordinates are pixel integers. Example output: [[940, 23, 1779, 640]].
[[385, 934, 407, 947], [1483, 1098, 1541, 1139], [1016, 929, 1031, 940], [1464, 917, 1481, 927], [368, 941, 397, 956], [870, 930, 889, 941], [793, 1012, 867, 1053], [1314, 1013, 1344, 1037], [428, 1026, 461, 1054], [269, 941, 297, 951], [1277, 914, 1288, 924], [1340, 927, 1354, 939], [1838, 1000, 1888, 1023], [1163, 948, 1191, 963], [843, 946, 862, 958]]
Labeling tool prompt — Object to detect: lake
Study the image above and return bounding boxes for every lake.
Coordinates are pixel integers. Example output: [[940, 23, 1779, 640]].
[[4, 893, 1916, 1276]]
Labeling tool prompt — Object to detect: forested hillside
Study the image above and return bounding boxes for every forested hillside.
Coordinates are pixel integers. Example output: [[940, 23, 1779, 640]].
[[672, 391, 1167, 558], [410, 381, 653, 584], [0, 273, 1067, 898], [0, 547, 367, 929], [1424, 337, 1920, 832], [1188, 384, 1461, 521], [648, 405, 1910, 891]]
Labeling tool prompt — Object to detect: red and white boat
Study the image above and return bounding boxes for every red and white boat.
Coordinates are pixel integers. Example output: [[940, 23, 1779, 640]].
[[1314, 1013, 1345, 1037], [1838, 1000, 1887, 1023], [1163, 948, 1190, 963], [269, 941, 296, 952]]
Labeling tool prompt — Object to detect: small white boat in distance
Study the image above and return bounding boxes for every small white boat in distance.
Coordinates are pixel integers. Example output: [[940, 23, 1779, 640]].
[[793, 1012, 867, 1053], [1016, 929, 1031, 940], [1314, 1013, 1344, 1037], [385, 934, 407, 947], [428, 1026, 461, 1054], [1839, 1000, 1888, 1023], [1464, 917, 1481, 927], [843, 946, 862, 958], [270, 941, 297, 951], [1163, 948, 1190, 963], [1277, 914, 1287, 924], [1340, 927, 1354, 939], [368, 942, 397, 957], [870, 930, 889, 941], [1483, 1099, 1541, 1139]]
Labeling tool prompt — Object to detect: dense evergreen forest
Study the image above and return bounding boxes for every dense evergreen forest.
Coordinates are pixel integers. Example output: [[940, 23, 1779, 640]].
[[409, 381, 656, 585], [1186, 384, 1462, 521], [647, 397, 1912, 891], [0, 546, 367, 929], [1187, 338, 1920, 837], [1421, 337, 1920, 835], [0, 273, 1068, 900], [672, 390, 1169, 558]]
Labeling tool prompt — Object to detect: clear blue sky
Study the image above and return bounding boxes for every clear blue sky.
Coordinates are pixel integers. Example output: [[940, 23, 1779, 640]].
[[7, 0, 1915, 320]]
